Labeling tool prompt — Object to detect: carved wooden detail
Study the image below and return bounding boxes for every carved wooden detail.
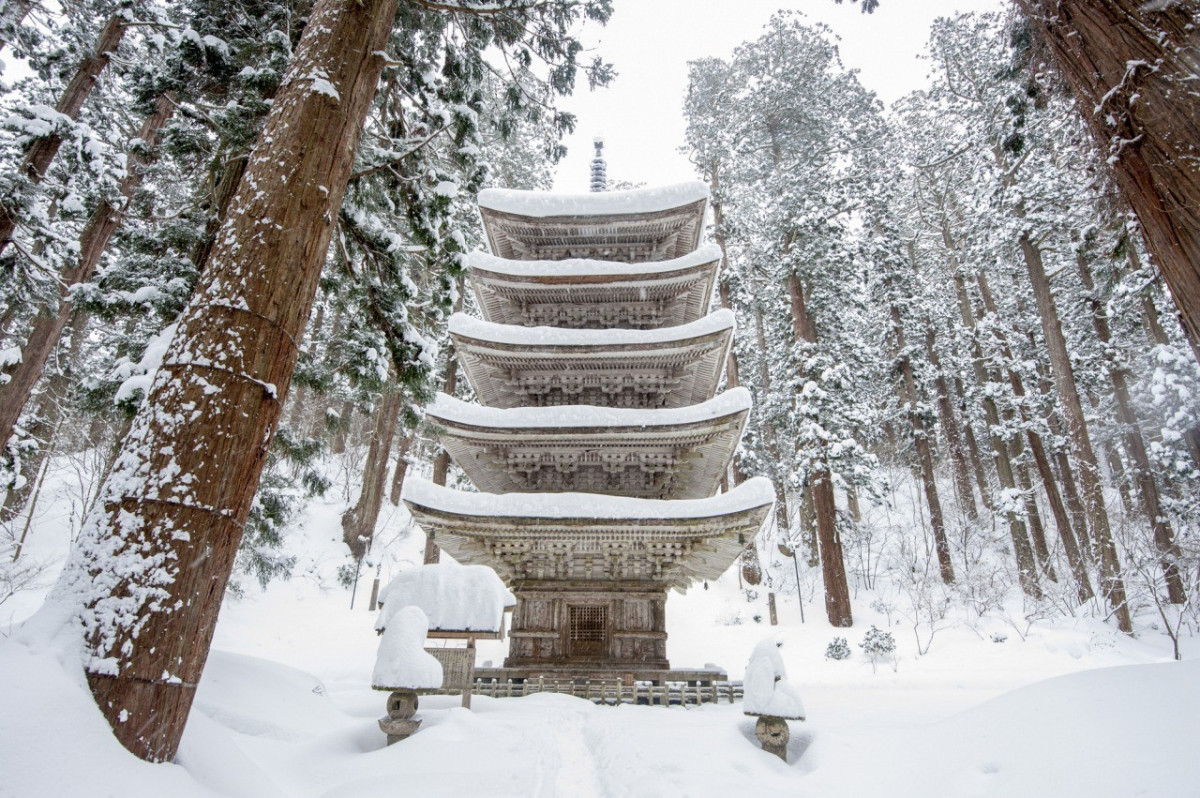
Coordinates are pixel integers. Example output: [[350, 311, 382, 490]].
[[452, 325, 732, 410], [427, 401, 748, 500], [470, 256, 719, 330], [479, 200, 707, 263]]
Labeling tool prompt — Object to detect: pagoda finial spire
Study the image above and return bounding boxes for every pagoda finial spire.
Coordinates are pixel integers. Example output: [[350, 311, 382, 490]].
[[589, 137, 607, 192]]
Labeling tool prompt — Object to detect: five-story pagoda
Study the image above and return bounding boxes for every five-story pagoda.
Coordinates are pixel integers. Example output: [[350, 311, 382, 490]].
[[402, 180, 773, 680]]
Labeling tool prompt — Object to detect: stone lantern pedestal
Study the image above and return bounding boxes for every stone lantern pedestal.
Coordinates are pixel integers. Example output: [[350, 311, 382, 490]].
[[377, 689, 422, 745]]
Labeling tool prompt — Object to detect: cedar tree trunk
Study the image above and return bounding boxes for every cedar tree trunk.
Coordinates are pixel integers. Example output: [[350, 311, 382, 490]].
[[1017, 0, 1200, 357], [889, 293, 955, 583], [787, 270, 852, 626], [923, 327, 978, 520], [1019, 233, 1132, 631], [1076, 250, 1184, 602], [0, 14, 128, 257], [75, 0, 398, 761], [0, 94, 174, 449], [342, 389, 402, 560]]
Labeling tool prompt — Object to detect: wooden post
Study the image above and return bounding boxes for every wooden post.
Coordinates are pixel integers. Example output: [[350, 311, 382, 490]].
[[768, 592, 778, 625]]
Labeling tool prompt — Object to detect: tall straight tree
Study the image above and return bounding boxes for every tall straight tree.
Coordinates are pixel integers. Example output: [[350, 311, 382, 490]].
[[0, 94, 175, 450], [69, 0, 402, 761], [0, 6, 132, 259], [1014, 0, 1200, 357]]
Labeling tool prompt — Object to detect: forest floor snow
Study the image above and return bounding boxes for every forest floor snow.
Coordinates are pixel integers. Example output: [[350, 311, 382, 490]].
[[2, 483, 1199, 797]]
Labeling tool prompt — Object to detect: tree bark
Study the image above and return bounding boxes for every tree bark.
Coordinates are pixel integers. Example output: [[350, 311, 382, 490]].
[[954, 270, 1042, 598], [1019, 233, 1132, 631], [1, 310, 88, 526], [188, 154, 250, 279], [1126, 246, 1200, 468], [0, 94, 174, 450], [388, 432, 413, 506], [1076, 249, 1185, 602], [0, 14, 128, 257], [787, 270, 852, 626], [975, 270, 1090, 598], [889, 296, 954, 583], [955, 375, 994, 511], [1014, 459, 1056, 581], [341, 389, 401, 560], [1016, 0, 1200, 357], [923, 327, 978, 520], [75, 0, 398, 761]]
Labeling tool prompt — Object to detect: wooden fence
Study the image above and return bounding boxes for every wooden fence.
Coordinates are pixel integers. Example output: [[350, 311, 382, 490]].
[[454, 678, 744, 706]]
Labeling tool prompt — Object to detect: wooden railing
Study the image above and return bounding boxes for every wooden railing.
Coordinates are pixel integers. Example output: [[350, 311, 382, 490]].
[[428, 677, 744, 706]]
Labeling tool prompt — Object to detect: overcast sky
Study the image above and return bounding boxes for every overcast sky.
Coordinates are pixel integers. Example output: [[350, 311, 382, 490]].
[[549, 0, 1008, 193]]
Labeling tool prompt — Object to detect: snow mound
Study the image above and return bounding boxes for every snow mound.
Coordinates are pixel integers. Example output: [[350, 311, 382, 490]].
[[376, 562, 515, 635], [478, 181, 708, 218], [191, 650, 348, 741], [372, 606, 443, 690], [743, 637, 806, 719]]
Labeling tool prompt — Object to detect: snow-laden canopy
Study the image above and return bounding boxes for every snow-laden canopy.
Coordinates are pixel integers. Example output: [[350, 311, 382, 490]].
[[478, 181, 709, 218], [743, 637, 806, 719], [376, 563, 515, 635], [372, 607, 443, 690]]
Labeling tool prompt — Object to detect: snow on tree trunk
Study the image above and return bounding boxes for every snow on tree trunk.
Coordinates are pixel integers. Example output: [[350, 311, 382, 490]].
[[954, 269, 1042, 599], [342, 389, 402, 561], [787, 271, 852, 626], [0, 13, 128, 258], [1016, 0, 1200, 359], [1019, 233, 1132, 632], [1075, 249, 1184, 603], [0, 94, 174, 451], [67, 0, 399, 762]]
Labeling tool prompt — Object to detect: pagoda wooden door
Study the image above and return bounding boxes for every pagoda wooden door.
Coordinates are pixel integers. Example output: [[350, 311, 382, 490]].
[[568, 604, 608, 659]]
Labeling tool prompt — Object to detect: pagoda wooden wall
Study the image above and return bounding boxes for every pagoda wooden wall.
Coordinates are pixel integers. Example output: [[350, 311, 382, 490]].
[[505, 583, 668, 671]]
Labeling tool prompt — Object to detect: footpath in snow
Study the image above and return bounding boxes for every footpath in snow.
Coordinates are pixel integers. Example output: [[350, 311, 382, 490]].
[[2, 492, 1198, 797]]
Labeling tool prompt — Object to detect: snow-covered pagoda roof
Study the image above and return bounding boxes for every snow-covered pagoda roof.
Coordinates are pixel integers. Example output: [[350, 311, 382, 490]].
[[424, 388, 751, 500], [449, 310, 734, 410], [466, 243, 721, 330], [401, 477, 774, 589], [477, 182, 709, 262]]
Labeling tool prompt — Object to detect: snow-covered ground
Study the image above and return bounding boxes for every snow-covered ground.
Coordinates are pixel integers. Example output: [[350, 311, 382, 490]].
[[2, 465, 1198, 797]]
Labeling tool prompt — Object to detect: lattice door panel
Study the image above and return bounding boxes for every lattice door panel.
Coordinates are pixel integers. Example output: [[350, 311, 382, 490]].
[[568, 604, 608, 658]]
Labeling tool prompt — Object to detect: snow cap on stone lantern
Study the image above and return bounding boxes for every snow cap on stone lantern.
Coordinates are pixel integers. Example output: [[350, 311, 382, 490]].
[[743, 636, 806, 719], [372, 606, 443, 690]]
